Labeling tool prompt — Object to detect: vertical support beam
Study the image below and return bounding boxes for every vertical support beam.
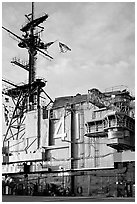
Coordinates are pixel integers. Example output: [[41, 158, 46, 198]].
[[70, 104, 75, 195], [79, 104, 85, 167], [88, 174, 92, 196], [94, 137, 100, 167], [37, 85, 41, 149]]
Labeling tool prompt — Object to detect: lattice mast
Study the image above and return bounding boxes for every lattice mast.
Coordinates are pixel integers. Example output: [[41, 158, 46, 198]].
[[2, 2, 71, 152], [2, 2, 54, 150]]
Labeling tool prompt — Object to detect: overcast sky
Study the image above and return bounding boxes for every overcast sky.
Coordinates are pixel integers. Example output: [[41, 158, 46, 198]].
[[2, 2, 135, 99]]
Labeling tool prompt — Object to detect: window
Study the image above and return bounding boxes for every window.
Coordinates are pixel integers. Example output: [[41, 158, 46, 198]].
[[42, 107, 48, 119], [92, 111, 96, 119]]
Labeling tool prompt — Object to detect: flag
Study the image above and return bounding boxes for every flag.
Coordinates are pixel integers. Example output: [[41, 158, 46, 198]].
[[44, 41, 55, 50], [59, 42, 71, 53]]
